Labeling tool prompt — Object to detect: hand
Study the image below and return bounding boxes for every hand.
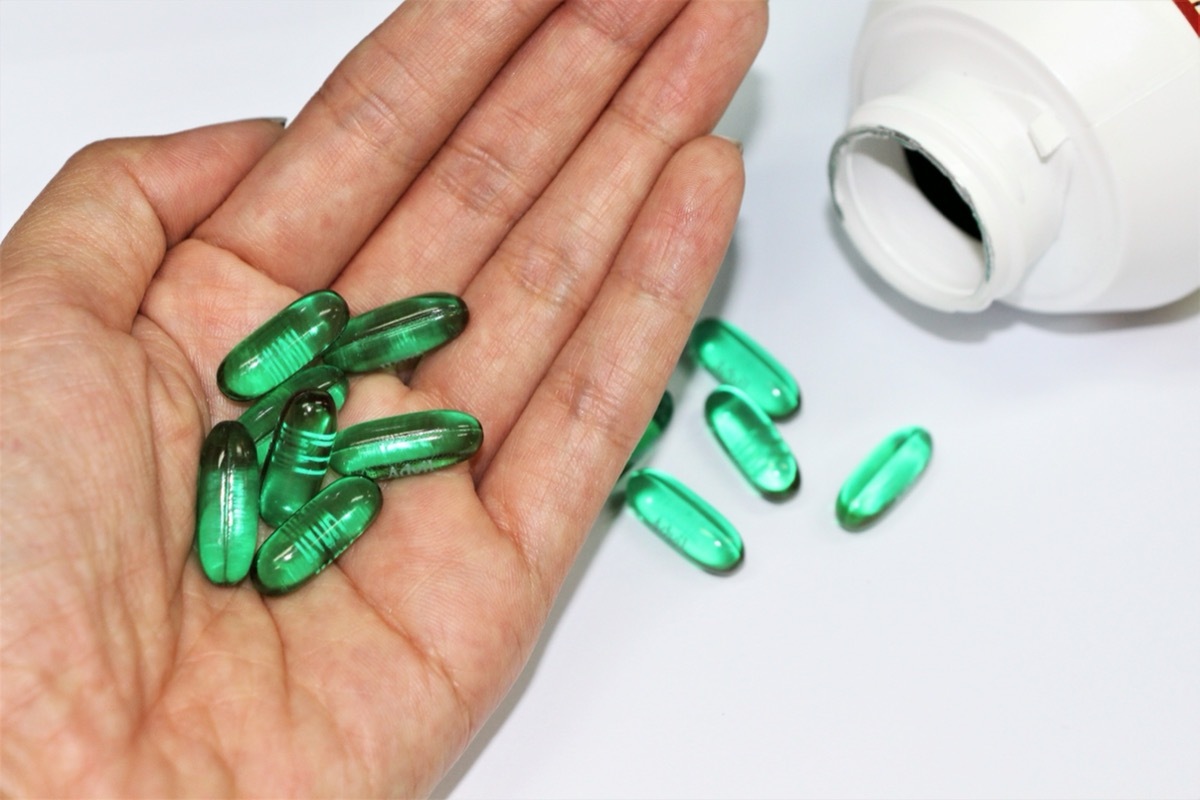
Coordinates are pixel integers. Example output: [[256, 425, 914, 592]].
[[0, 1, 765, 795]]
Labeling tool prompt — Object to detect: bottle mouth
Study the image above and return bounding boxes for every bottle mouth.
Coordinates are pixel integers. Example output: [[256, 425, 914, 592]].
[[829, 126, 996, 311]]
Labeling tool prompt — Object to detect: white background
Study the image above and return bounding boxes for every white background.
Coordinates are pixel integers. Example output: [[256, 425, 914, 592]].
[[2, 2, 1198, 798]]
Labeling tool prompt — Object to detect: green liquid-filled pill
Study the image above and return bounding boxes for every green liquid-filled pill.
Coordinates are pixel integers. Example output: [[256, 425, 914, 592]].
[[217, 290, 349, 401], [625, 468, 744, 573], [238, 365, 349, 464], [622, 391, 674, 475], [252, 476, 382, 595], [705, 385, 798, 495], [260, 390, 338, 527], [689, 318, 799, 418], [195, 421, 260, 585], [836, 426, 933, 530], [324, 292, 467, 373], [331, 410, 482, 480]]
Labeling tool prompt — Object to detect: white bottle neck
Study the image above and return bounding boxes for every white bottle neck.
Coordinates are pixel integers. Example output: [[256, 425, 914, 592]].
[[829, 72, 1069, 312]]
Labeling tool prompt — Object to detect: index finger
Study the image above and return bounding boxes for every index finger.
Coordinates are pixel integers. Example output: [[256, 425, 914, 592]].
[[194, 0, 561, 293]]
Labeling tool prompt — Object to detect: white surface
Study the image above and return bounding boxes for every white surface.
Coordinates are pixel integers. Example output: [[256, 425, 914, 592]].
[[3, 2, 1198, 798]]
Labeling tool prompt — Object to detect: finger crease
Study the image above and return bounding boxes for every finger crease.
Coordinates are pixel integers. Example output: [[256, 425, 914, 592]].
[[334, 566, 476, 741], [312, 59, 431, 175]]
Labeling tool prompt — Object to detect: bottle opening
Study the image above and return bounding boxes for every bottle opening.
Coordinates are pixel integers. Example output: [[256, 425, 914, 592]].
[[830, 127, 992, 309], [904, 147, 981, 241]]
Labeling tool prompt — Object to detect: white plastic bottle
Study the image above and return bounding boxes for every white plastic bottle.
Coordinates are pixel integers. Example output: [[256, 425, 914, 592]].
[[828, 0, 1200, 313]]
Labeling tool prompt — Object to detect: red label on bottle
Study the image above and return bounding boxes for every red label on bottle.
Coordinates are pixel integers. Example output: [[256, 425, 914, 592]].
[[1174, 0, 1200, 36]]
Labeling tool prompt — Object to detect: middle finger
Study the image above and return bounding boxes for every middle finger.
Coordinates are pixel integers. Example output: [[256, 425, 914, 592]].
[[333, 0, 689, 311]]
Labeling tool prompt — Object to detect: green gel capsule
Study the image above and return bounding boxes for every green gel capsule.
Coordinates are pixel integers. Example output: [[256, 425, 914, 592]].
[[195, 421, 259, 585], [705, 385, 799, 495], [260, 390, 338, 527], [622, 391, 674, 475], [689, 318, 800, 418], [238, 365, 349, 464], [324, 292, 467, 373], [625, 469, 744, 573], [331, 410, 482, 480], [836, 426, 933, 531], [252, 476, 382, 595], [217, 290, 349, 401]]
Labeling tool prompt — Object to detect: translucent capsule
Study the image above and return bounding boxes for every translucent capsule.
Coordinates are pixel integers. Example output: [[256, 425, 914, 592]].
[[252, 476, 382, 595], [331, 410, 482, 480], [689, 318, 799, 418], [622, 391, 674, 475], [260, 390, 338, 527], [194, 421, 259, 585], [238, 365, 349, 464], [324, 292, 467, 373], [624, 469, 744, 573], [217, 290, 349, 401], [705, 385, 799, 495], [836, 426, 933, 531]]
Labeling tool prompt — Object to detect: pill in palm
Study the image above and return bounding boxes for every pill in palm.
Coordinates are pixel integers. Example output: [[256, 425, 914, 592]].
[[194, 421, 260, 585], [324, 292, 467, 373], [252, 476, 382, 595], [260, 390, 338, 527], [331, 410, 483, 480], [217, 290, 349, 401]]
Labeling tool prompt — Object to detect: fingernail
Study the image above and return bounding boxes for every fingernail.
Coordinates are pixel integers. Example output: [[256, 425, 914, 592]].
[[264, 117, 288, 127], [714, 135, 743, 154]]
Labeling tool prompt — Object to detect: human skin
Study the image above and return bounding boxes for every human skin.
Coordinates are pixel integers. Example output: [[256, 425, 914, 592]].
[[0, 1, 766, 795]]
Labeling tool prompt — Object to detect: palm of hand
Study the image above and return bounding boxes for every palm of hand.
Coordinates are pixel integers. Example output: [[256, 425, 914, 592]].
[[0, 1, 765, 795]]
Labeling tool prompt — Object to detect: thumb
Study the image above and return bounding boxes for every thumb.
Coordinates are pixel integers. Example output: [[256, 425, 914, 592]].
[[0, 118, 285, 332]]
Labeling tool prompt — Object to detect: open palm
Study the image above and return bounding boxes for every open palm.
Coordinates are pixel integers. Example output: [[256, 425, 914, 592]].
[[0, 1, 765, 796]]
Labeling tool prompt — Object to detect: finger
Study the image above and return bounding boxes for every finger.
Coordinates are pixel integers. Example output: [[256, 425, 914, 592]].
[[331, 0, 687, 309], [483, 136, 744, 587], [0, 119, 284, 332], [412, 0, 767, 470], [193, 0, 560, 293]]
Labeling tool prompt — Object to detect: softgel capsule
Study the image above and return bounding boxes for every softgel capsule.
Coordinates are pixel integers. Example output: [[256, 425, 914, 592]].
[[836, 426, 933, 531], [217, 290, 348, 401], [331, 410, 483, 480], [260, 389, 338, 527], [689, 318, 799, 418], [252, 476, 383, 595], [324, 292, 467, 373], [704, 384, 798, 496], [624, 468, 744, 573], [194, 421, 260, 585]]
